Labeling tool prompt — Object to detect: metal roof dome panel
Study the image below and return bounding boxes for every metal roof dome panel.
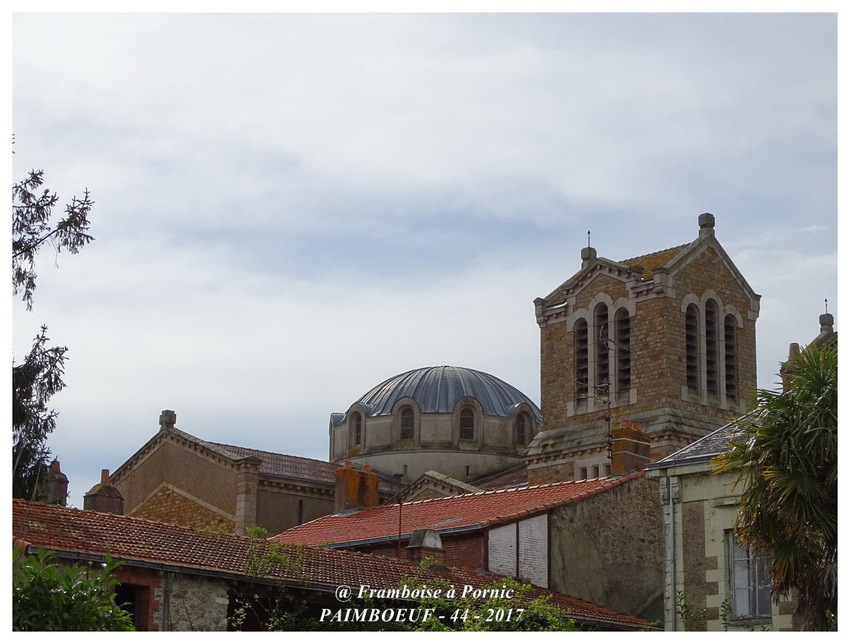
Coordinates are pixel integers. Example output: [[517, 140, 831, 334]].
[[352, 366, 541, 421]]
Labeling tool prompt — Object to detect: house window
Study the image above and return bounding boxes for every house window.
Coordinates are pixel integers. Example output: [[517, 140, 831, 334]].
[[615, 308, 631, 394], [579, 467, 588, 480], [592, 464, 600, 478], [594, 303, 610, 389], [459, 408, 475, 441], [351, 412, 362, 446], [705, 299, 719, 398], [400, 406, 415, 440], [575, 318, 589, 401], [725, 315, 738, 404], [685, 304, 699, 394], [729, 533, 771, 619]]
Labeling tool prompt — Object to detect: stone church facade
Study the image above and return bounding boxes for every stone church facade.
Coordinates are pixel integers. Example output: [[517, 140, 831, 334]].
[[525, 213, 760, 485]]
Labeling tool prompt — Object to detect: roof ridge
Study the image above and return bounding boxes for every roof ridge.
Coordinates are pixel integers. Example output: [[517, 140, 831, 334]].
[[210, 442, 334, 465], [13, 498, 250, 541], [619, 242, 691, 265]]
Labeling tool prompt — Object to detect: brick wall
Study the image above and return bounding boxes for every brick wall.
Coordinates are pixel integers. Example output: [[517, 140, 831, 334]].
[[357, 532, 486, 570], [131, 485, 235, 533]]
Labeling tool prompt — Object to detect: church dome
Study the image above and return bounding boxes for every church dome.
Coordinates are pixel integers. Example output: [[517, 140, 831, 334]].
[[354, 365, 541, 420]]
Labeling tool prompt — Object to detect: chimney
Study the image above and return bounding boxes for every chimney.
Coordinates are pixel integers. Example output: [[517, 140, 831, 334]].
[[83, 468, 125, 515], [44, 460, 69, 506], [611, 420, 651, 475], [407, 529, 444, 564], [335, 462, 379, 512]]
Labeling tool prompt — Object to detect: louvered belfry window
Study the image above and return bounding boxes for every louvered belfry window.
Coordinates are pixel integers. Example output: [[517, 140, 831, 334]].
[[615, 308, 631, 394], [686, 304, 699, 394], [725, 315, 737, 404], [575, 318, 589, 400], [705, 299, 719, 398]]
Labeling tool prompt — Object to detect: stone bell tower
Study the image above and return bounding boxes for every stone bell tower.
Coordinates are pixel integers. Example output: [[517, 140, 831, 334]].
[[525, 214, 760, 485]]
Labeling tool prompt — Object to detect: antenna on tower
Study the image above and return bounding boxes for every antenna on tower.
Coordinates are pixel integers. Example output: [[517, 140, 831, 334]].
[[587, 230, 591, 248], [825, 298, 829, 314]]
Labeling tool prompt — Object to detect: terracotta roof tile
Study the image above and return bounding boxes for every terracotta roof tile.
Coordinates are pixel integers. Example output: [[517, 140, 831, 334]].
[[274, 472, 645, 547], [12, 499, 650, 630]]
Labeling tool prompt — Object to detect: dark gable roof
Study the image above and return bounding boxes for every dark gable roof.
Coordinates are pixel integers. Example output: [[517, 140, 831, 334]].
[[646, 418, 744, 469], [12, 500, 651, 630], [210, 442, 337, 482]]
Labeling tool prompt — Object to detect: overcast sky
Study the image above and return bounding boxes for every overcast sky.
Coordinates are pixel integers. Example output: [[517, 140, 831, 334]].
[[11, 11, 837, 507]]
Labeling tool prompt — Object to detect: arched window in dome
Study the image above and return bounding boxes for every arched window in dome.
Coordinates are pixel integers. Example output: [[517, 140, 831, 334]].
[[350, 412, 362, 447], [515, 412, 531, 446], [400, 406, 415, 440], [459, 408, 475, 441]]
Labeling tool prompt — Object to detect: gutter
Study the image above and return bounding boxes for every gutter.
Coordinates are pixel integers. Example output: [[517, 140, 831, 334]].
[[17, 545, 343, 596], [324, 522, 486, 550]]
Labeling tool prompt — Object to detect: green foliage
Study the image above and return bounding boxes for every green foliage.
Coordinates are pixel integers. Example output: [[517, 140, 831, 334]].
[[674, 591, 706, 631], [12, 326, 68, 500], [12, 167, 94, 501], [228, 526, 314, 631], [400, 559, 576, 632], [713, 344, 837, 631], [13, 169, 94, 311], [13, 548, 134, 631]]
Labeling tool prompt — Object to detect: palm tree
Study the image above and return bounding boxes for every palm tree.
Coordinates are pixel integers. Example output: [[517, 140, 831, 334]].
[[713, 344, 837, 631]]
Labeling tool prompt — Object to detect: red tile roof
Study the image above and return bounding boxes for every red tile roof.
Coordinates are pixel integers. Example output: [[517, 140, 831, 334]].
[[274, 472, 644, 547], [12, 499, 651, 630]]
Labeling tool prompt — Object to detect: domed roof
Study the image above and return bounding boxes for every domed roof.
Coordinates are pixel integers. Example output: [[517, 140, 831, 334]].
[[352, 366, 541, 421]]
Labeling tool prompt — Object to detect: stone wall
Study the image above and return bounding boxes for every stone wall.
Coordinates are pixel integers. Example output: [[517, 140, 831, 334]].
[[159, 574, 230, 631], [549, 475, 664, 620]]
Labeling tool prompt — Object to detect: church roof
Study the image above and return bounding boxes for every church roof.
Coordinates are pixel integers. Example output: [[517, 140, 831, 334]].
[[13, 499, 653, 630], [344, 365, 541, 421], [619, 243, 690, 279], [274, 471, 644, 547], [211, 442, 338, 482]]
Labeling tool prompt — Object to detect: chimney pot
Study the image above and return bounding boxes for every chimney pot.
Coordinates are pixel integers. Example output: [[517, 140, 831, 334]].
[[101, 469, 110, 484]]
